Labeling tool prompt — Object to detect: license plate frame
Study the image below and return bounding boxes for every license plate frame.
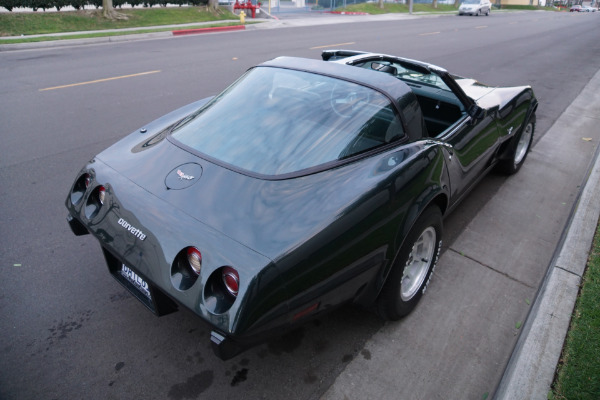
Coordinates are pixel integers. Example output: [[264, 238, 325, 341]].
[[103, 246, 178, 316], [120, 264, 152, 300], [114, 263, 155, 312]]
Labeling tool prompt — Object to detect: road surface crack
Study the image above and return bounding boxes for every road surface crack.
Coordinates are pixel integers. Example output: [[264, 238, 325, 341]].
[[448, 247, 535, 289]]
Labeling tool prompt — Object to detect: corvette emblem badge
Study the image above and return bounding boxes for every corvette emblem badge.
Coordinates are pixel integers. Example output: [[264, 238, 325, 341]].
[[165, 163, 203, 190], [177, 169, 194, 180]]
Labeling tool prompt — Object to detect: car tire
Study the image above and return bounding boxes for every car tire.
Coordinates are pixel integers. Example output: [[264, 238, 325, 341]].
[[486, 8, 490, 15], [498, 114, 535, 175], [377, 206, 443, 321]]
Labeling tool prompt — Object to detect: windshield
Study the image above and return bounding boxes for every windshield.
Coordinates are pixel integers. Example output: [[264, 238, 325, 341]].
[[462, 0, 479, 4], [171, 67, 404, 176]]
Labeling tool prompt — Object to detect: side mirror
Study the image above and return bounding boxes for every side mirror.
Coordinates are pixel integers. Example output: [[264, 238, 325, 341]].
[[467, 104, 485, 120]]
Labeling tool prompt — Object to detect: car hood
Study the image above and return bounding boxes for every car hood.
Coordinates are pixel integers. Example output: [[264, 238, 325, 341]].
[[94, 107, 401, 261], [456, 78, 531, 110]]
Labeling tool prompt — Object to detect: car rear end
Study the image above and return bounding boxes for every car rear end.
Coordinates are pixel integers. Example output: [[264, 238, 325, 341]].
[[66, 150, 291, 359]]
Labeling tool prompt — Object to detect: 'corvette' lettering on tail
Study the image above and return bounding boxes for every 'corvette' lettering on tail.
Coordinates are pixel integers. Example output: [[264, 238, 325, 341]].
[[117, 218, 147, 241]]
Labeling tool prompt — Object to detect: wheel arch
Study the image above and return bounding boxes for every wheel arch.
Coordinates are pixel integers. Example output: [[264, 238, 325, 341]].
[[497, 95, 537, 161], [355, 188, 448, 307], [391, 191, 447, 270], [374, 199, 445, 319]]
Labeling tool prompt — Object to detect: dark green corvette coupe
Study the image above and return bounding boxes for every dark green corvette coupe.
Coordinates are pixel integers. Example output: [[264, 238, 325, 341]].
[[66, 50, 537, 359]]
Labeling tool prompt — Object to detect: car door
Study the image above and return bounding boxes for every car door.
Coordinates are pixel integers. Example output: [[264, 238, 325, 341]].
[[418, 68, 500, 202], [434, 112, 500, 203]]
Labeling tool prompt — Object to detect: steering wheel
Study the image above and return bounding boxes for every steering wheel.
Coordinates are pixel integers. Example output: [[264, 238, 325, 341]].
[[330, 84, 371, 118]]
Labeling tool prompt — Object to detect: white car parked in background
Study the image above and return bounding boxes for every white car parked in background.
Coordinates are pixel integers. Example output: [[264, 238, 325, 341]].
[[458, 0, 492, 16]]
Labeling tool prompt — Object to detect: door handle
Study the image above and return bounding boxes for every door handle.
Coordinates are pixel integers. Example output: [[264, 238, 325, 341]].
[[440, 142, 454, 159], [425, 140, 454, 159]]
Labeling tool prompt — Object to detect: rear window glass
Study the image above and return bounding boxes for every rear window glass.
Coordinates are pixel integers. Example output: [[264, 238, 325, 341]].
[[171, 67, 404, 176]]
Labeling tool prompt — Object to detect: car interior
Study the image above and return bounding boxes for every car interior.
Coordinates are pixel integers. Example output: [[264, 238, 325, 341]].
[[356, 60, 467, 137]]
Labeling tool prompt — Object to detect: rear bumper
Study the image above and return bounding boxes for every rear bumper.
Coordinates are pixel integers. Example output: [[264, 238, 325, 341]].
[[211, 331, 248, 360], [67, 213, 89, 236]]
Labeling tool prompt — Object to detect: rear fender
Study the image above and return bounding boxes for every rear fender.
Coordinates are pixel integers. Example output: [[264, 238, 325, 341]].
[[358, 144, 450, 306]]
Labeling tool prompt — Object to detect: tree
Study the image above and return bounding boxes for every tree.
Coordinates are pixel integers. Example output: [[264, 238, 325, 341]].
[[433, 0, 438, 8], [52, 0, 69, 10], [0, 0, 18, 11], [102, 0, 128, 19], [208, 0, 218, 11]]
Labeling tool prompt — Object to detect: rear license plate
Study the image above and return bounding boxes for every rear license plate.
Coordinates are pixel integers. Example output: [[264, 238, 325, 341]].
[[120, 264, 152, 301]]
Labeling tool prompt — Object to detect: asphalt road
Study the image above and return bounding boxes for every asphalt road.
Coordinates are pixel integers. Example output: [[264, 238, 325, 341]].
[[1, 10, 599, 400]]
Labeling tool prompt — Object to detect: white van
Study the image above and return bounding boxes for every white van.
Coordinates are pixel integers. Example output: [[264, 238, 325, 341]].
[[458, 0, 492, 16]]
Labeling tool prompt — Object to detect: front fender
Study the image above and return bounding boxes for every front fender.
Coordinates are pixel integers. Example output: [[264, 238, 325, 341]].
[[497, 91, 538, 161]]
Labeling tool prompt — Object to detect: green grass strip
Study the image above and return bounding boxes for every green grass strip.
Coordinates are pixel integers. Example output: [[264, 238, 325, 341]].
[[551, 222, 600, 399], [0, 21, 246, 44], [0, 6, 237, 36]]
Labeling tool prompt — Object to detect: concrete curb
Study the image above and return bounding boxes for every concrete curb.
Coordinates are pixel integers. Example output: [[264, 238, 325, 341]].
[[0, 19, 253, 51], [326, 11, 369, 15], [172, 25, 245, 35], [0, 31, 174, 51], [494, 68, 600, 399]]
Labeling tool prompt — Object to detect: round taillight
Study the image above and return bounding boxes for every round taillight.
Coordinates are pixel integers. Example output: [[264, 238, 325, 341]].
[[222, 267, 239, 297], [187, 247, 202, 275], [98, 185, 106, 205], [71, 173, 92, 206]]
